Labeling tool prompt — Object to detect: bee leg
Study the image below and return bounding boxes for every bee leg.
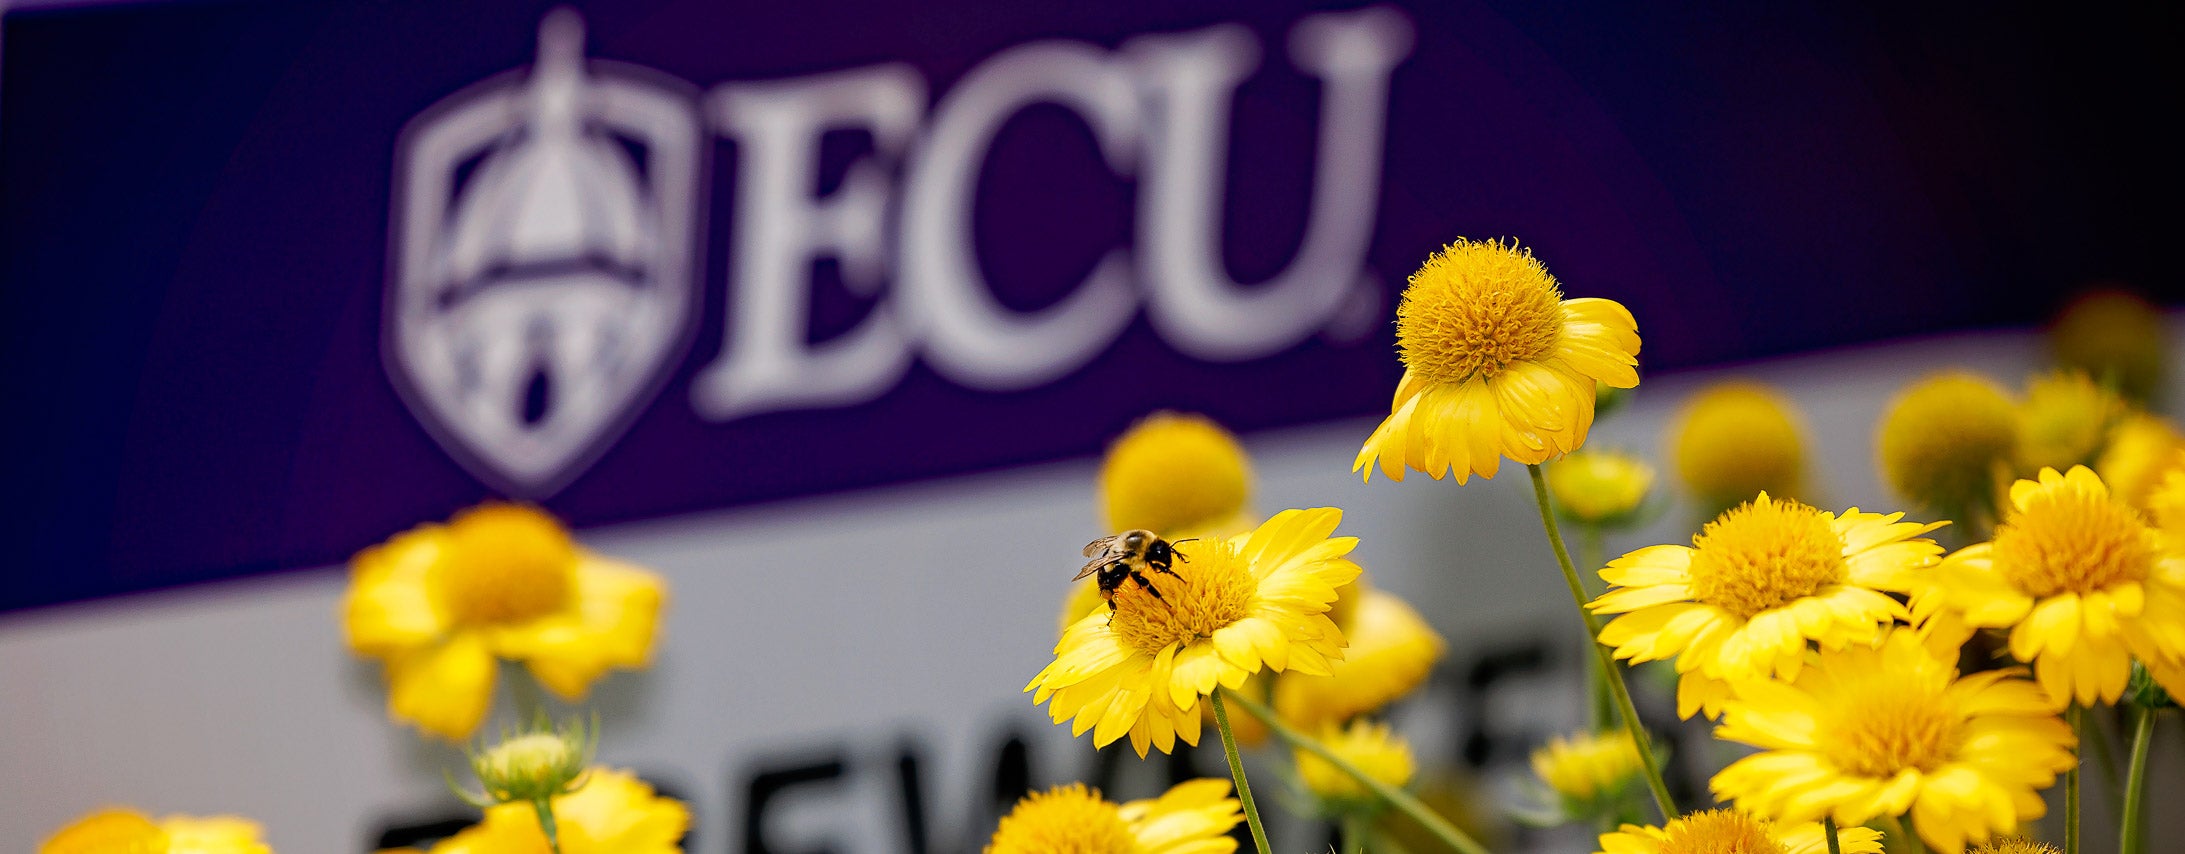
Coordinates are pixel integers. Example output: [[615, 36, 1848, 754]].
[[1136, 572, 1166, 599]]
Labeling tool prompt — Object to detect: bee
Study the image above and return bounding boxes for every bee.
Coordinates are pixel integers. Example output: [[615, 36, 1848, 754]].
[[1075, 529, 1196, 608]]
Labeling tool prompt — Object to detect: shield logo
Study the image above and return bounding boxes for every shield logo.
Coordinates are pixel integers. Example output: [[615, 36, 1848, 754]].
[[387, 9, 705, 497]]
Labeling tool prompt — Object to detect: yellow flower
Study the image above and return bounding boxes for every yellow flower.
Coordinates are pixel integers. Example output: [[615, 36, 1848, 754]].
[[1029, 508, 1362, 757], [425, 768, 688, 854], [342, 503, 667, 740], [1668, 381, 1809, 513], [1356, 238, 1641, 483], [1531, 730, 1643, 805], [1969, 840, 2060, 854], [1590, 493, 1944, 718], [1878, 371, 2018, 516], [1917, 466, 2185, 707], [2015, 370, 2123, 473], [1272, 585, 1445, 730], [985, 780, 1241, 854], [2096, 413, 2184, 510], [1547, 450, 1656, 525], [1296, 720, 1415, 805], [1101, 411, 1255, 537], [2048, 288, 2166, 404], [41, 809, 271, 854], [1595, 809, 1882, 854], [1710, 630, 2074, 854]]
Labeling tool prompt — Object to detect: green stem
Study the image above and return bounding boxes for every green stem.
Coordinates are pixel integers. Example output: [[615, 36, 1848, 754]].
[[1882, 814, 1924, 854], [1527, 464, 1678, 822], [1341, 811, 1370, 854], [1210, 689, 1274, 854], [1224, 689, 1492, 854], [1823, 817, 1843, 854], [2066, 704, 2082, 854], [1579, 524, 1614, 731], [2121, 706, 2156, 854], [532, 797, 564, 854]]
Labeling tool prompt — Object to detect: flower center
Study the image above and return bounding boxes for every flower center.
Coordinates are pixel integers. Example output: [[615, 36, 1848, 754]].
[[42, 810, 168, 854], [1396, 239, 1564, 385], [1654, 810, 1787, 854], [431, 504, 578, 626], [1110, 539, 1254, 656], [1823, 685, 1963, 777], [985, 784, 1139, 854], [1991, 485, 2153, 598], [1684, 496, 1846, 620]]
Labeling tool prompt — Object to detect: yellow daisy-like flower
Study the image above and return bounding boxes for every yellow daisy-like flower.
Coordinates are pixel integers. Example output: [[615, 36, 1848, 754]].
[[2015, 370, 2123, 474], [1531, 729, 1643, 805], [2048, 288, 2167, 405], [1969, 840, 2060, 854], [1878, 371, 2019, 517], [1029, 508, 1361, 757], [1710, 630, 2074, 854], [42, 809, 271, 854], [1356, 238, 1641, 483], [2096, 412, 2184, 510], [1917, 465, 2185, 707], [1271, 584, 1444, 730], [1595, 809, 1882, 854], [1101, 411, 1255, 537], [1668, 381, 1810, 514], [424, 768, 688, 854], [984, 779, 1241, 854], [1590, 493, 1944, 718], [1295, 720, 1415, 805], [342, 503, 668, 740], [1547, 449, 1656, 526]]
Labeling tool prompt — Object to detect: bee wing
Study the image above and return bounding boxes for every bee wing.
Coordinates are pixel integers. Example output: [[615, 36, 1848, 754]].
[[1082, 534, 1120, 559], [1072, 556, 1110, 581]]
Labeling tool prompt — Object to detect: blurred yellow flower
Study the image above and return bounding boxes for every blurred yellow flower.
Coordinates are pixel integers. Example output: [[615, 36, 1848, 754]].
[[43, 809, 271, 854], [1296, 720, 1415, 804], [1590, 493, 1943, 718], [1029, 508, 1361, 757], [1101, 411, 1255, 538], [342, 503, 667, 740], [2014, 370, 2122, 473], [1356, 238, 1640, 483], [1877, 371, 2017, 517], [2096, 412, 2184, 509], [424, 768, 687, 854], [1272, 585, 1444, 730], [1547, 450, 1656, 525], [1917, 466, 2185, 707], [984, 780, 1241, 854], [1711, 631, 2073, 854], [1531, 729, 1642, 805], [1668, 381, 1808, 514], [1969, 839, 2060, 854], [2048, 288, 2166, 404], [1595, 809, 1881, 854]]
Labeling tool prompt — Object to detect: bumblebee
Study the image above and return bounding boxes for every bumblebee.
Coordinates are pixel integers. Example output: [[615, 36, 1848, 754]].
[[1075, 529, 1195, 608]]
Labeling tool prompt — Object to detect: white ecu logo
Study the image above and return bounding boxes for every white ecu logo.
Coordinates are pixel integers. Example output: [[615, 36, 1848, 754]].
[[388, 7, 1411, 497]]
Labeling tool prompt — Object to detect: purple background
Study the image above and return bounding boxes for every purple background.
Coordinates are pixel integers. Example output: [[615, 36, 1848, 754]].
[[3, 0, 2180, 612]]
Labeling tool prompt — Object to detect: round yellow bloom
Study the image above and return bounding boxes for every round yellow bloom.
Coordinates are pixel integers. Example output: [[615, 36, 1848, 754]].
[[42, 809, 271, 854], [2097, 413, 2184, 510], [1272, 585, 1444, 730], [1878, 371, 2018, 516], [1531, 730, 1643, 804], [1710, 630, 2074, 854], [1668, 381, 1809, 513], [1595, 809, 1882, 854], [2015, 370, 2123, 473], [2048, 288, 2166, 404], [1969, 840, 2060, 854], [1547, 450, 1656, 525], [984, 779, 1241, 854], [342, 503, 668, 740], [1357, 238, 1641, 483], [425, 768, 687, 854], [1590, 493, 1944, 719], [1101, 411, 1255, 537], [1029, 508, 1362, 757], [1917, 465, 2185, 707], [1296, 720, 1415, 804]]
